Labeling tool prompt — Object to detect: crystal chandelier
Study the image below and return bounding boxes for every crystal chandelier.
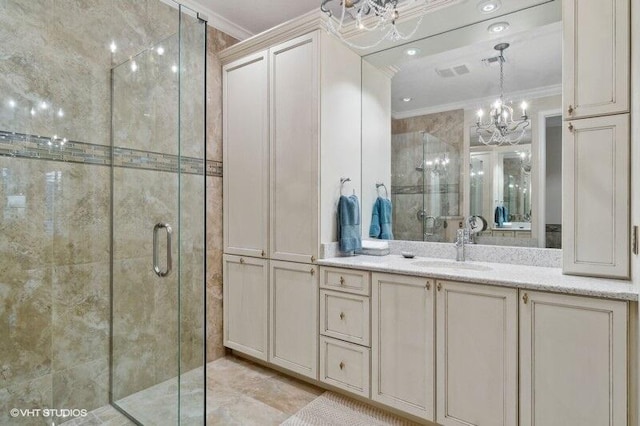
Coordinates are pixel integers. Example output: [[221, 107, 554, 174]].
[[476, 43, 530, 146], [416, 153, 450, 175], [320, 0, 424, 49]]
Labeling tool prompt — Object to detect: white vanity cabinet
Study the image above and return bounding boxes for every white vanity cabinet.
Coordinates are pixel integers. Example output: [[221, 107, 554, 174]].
[[269, 260, 319, 379], [563, 0, 629, 120], [371, 273, 435, 421], [435, 280, 518, 426], [519, 290, 628, 426], [563, 114, 630, 278], [223, 255, 269, 360], [319, 267, 371, 398]]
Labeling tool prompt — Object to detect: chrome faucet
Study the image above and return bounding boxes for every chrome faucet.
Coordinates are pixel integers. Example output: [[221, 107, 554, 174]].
[[455, 228, 470, 262]]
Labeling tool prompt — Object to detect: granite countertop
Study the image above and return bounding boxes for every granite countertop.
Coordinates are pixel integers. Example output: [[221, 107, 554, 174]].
[[317, 255, 639, 301]]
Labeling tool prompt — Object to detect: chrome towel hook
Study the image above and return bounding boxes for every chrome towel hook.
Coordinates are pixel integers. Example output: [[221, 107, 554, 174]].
[[376, 182, 388, 198], [340, 177, 352, 196]]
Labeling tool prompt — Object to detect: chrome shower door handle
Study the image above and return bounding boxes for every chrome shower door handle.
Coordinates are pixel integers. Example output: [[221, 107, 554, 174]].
[[153, 223, 173, 277]]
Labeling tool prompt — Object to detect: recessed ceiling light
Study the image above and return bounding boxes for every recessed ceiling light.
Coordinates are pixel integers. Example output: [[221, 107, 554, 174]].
[[405, 47, 420, 56], [156, 46, 165, 55], [478, 0, 501, 14], [402, 97, 413, 102], [487, 21, 509, 34]]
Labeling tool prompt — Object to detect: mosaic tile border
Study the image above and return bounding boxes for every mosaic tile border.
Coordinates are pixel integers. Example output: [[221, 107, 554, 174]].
[[0, 130, 222, 177], [391, 183, 460, 195]]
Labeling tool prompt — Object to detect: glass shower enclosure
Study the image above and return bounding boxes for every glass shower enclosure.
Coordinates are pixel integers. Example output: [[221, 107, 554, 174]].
[[110, 4, 207, 425], [0, 1, 207, 425]]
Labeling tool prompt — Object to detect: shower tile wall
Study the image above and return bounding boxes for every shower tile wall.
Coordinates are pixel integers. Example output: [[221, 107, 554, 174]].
[[0, 1, 236, 423], [205, 27, 237, 364], [391, 110, 464, 241]]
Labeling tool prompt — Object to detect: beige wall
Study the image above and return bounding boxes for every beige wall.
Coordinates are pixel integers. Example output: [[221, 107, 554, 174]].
[[205, 27, 238, 363]]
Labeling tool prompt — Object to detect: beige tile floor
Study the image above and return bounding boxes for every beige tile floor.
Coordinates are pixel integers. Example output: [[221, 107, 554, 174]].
[[62, 355, 324, 426]]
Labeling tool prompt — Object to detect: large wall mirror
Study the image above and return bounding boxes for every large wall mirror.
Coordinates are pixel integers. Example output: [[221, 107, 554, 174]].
[[361, 0, 562, 249]]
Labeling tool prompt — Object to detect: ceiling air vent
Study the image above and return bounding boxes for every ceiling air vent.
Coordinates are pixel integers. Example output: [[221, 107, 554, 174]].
[[453, 64, 470, 75], [435, 64, 470, 78], [435, 67, 455, 78]]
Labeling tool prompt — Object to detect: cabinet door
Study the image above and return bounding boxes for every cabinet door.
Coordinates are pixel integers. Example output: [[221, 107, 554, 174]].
[[223, 51, 269, 258], [520, 291, 627, 426], [269, 260, 319, 379], [563, 114, 629, 278], [269, 32, 319, 264], [563, 0, 629, 119], [436, 281, 517, 426], [223, 255, 268, 360], [371, 273, 435, 421]]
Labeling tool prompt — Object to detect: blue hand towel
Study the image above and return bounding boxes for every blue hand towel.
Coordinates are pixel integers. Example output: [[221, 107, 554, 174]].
[[502, 205, 509, 223], [369, 197, 394, 240], [338, 195, 362, 253], [494, 206, 504, 227]]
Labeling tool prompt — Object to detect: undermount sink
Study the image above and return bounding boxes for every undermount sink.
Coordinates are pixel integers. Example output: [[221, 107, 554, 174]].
[[411, 260, 493, 272]]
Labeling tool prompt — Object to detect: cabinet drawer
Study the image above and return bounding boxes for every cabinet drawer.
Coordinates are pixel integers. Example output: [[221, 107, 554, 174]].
[[320, 290, 370, 346], [493, 230, 515, 237], [321, 267, 370, 295], [514, 231, 531, 238], [320, 336, 370, 398]]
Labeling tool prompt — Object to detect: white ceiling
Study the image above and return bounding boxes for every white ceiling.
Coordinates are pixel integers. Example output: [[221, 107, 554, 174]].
[[391, 21, 562, 117], [188, 0, 319, 38], [350, 0, 563, 118]]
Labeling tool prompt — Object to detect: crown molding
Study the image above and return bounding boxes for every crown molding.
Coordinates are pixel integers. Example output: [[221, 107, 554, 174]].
[[378, 65, 400, 79], [160, 0, 254, 41], [218, 10, 328, 64], [392, 84, 562, 119], [218, 0, 465, 64], [205, 11, 254, 41]]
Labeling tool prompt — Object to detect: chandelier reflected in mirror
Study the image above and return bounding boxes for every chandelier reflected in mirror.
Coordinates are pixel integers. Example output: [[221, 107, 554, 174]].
[[476, 43, 530, 146], [320, 0, 424, 49]]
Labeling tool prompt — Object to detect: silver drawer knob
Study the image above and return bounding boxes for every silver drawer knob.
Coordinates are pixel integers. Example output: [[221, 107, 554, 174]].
[[339, 312, 345, 320], [339, 361, 345, 370]]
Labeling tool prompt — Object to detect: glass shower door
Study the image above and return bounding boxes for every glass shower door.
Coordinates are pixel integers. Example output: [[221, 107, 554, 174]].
[[110, 4, 206, 425]]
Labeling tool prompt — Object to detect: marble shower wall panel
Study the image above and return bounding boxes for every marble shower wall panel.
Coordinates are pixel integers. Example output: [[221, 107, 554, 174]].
[[391, 193, 423, 241], [205, 176, 224, 362], [180, 17, 206, 160], [390, 132, 423, 188], [180, 173, 206, 374], [0, 0, 178, 147], [0, 374, 52, 426], [0, 159, 54, 390], [0, 156, 111, 421], [205, 26, 238, 363], [206, 27, 238, 163], [112, 34, 180, 156]]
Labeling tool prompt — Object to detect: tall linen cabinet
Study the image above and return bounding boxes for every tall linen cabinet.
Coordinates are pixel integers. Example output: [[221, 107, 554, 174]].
[[562, 0, 630, 278], [222, 29, 362, 379]]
